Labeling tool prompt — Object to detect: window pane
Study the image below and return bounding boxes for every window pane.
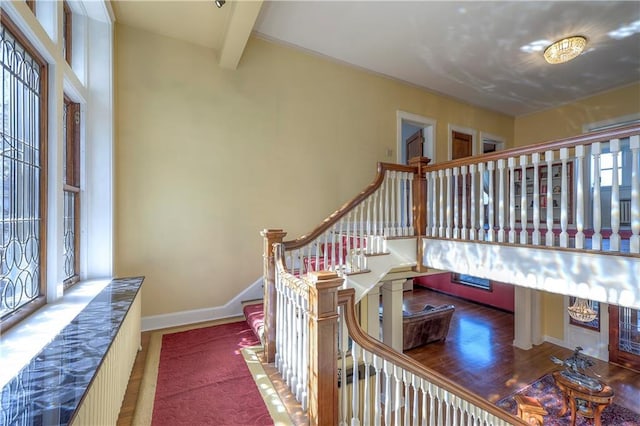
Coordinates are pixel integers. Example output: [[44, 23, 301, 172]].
[[600, 153, 613, 169], [1, 23, 43, 318], [63, 191, 76, 280]]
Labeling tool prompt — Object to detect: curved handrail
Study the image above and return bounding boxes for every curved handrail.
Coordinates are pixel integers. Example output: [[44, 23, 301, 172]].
[[338, 287, 528, 425], [425, 123, 640, 172], [283, 162, 418, 251]]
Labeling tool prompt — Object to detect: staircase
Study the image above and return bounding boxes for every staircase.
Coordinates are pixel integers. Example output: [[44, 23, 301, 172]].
[[260, 124, 640, 425]]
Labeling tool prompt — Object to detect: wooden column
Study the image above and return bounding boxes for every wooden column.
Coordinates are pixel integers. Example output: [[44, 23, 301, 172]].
[[409, 156, 431, 272], [261, 228, 287, 363], [307, 271, 343, 426]]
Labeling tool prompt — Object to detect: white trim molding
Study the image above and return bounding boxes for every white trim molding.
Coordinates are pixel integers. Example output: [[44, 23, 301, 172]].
[[396, 110, 436, 164], [141, 277, 265, 331]]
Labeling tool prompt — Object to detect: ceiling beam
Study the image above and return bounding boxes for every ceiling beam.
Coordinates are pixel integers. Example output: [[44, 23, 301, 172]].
[[218, 0, 263, 69]]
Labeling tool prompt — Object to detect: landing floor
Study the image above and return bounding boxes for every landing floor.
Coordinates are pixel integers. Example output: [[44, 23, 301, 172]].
[[405, 287, 640, 413]]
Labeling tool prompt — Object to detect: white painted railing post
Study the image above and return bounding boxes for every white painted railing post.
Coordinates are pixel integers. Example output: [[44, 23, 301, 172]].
[[445, 168, 453, 238], [497, 159, 506, 242], [478, 163, 486, 241], [461, 165, 469, 240], [559, 148, 569, 248], [470, 164, 477, 240], [631, 135, 640, 253], [575, 145, 586, 249], [430, 171, 438, 237], [545, 151, 555, 247], [610, 139, 621, 251], [487, 161, 495, 242], [592, 143, 602, 250], [438, 170, 445, 238], [519, 155, 528, 244], [508, 157, 516, 243], [531, 153, 541, 245], [453, 167, 460, 239]]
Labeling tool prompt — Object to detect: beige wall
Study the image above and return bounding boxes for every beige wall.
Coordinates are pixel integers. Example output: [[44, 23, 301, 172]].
[[514, 82, 640, 146], [114, 24, 513, 317]]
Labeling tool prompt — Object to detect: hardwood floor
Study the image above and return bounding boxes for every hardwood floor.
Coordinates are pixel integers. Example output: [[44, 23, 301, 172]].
[[116, 288, 640, 424], [403, 287, 640, 413]]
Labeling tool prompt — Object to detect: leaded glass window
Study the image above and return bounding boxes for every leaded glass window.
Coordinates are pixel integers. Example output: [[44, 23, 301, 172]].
[[1, 19, 46, 320]]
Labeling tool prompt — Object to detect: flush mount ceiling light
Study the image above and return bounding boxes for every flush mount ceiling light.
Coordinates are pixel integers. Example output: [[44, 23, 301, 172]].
[[215, 0, 225, 8], [543, 36, 587, 64]]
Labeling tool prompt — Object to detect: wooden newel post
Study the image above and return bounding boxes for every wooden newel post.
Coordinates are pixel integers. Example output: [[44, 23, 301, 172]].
[[409, 156, 431, 272], [261, 228, 287, 363], [307, 271, 343, 426]]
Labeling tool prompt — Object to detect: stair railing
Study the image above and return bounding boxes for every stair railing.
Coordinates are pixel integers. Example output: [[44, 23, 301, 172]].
[[270, 261, 526, 426], [282, 159, 429, 277], [261, 158, 429, 362], [423, 124, 640, 253]]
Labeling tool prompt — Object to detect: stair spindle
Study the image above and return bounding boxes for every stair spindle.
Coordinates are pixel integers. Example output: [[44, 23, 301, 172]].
[[610, 139, 621, 251]]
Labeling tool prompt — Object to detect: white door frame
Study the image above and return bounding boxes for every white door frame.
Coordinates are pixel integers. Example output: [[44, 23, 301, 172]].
[[396, 110, 436, 164]]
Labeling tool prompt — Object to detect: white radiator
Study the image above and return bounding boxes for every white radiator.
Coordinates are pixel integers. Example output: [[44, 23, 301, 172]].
[[71, 292, 141, 425], [621, 199, 631, 225]]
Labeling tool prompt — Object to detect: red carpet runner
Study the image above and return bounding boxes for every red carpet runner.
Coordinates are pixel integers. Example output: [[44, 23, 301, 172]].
[[152, 321, 273, 426]]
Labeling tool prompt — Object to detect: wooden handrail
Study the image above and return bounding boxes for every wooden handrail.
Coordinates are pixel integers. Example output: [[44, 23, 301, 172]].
[[283, 161, 419, 251], [425, 124, 640, 172], [338, 287, 529, 425]]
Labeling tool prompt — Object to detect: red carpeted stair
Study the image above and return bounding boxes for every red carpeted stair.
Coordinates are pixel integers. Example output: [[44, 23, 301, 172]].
[[243, 302, 265, 344]]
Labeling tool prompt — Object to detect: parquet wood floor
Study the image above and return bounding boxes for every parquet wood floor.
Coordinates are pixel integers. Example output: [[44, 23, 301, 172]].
[[116, 287, 640, 425]]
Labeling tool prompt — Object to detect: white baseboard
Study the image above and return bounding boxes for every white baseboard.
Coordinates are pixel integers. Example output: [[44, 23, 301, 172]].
[[141, 277, 264, 331], [543, 335, 570, 349]]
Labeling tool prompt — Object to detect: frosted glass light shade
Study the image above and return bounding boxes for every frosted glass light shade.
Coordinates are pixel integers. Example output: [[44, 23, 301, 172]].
[[544, 36, 587, 64]]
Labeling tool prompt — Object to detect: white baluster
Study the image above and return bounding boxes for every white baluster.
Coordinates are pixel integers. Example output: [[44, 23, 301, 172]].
[[545, 150, 555, 247], [469, 164, 477, 240], [408, 172, 415, 235], [339, 315, 349, 426], [592, 143, 603, 250], [428, 382, 436, 426], [508, 158, 516, 243], [389, 171, 397, 237], [301, 299, 309, 409], [610, 139, 621, 251], [373, 355, 382, 426], [531, 153, 541, 245], [445, 168, 453, 238], [453, 167, 460, 239], [487, 161, 495, 242], [431, 171, 438, 237], [631, 135, 640, 253], [351, 343, 360, 426], [394, 366, 402, 426], [403, 371, 411, 426], [366, 197, 372, 254], [397, 171, 404, 236], [519, 155, 528, 244], [384, 360, 392, 426], [384, 171, 391, 237], [497, 159, 506, 242], [362, 351, 371, 426], [559, 147, 570, 248], [461, 165, 468, 240], [438, 170, 445, 238], [575, 145, 586, 249], [478, 163, 486, 241], [411, 374, 420, 426], [419, 379, 428, 426]]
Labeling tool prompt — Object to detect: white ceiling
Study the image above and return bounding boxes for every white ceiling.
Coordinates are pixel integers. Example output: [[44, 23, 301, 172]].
[[113, 1, 640, 117]]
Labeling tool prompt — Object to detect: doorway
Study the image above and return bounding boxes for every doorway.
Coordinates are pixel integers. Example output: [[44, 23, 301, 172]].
[[396, 111, 436, 165], [609, 305, 640, 371]]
